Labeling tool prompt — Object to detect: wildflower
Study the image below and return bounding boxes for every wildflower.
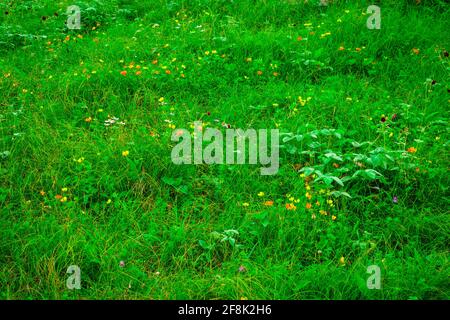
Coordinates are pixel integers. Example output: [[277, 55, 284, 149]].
[[60, 196, 67, 203], [339, 256, 345, 265], [242, 202, 250, 207], [119, 261, 125, 268], [297, 36, 302, 41], [264, 200, 274, 206], [380, 114, 386, 123], [412, 48, 420, 55], [245, 57, 252, 62], [55, 194, 62, 200], [407, 147, 417, 153], [332, 215, 337, 220], [40, 190, 46, 196], [165, 69, 171, 75], [315, 201, 320, 206], [135, 71, 142, 75], [257, 70, 263, 76], [257, 192, 265, 197], [320, 210, 327, 216], [311, 214, 316, 219], [355, 48, 361, 52], [338, 46, 345, 51], [152, 59, 158, 65], [61, 187, 68, 192], [107, 199, 112, 204], [327, 199, 333, 206], [393, 196, 398, 204], [306, 203, 312, 209], [285, 203, 296, 210], [238, 265, 247, 273], [391, 113, 398, 121], [306, 192, 312, 200], [332, 163, 340, 168], [273, 72, 279, 77], [120, 70, 127, 76], [85, 117, 92, 123], [122, 150, 129, 157]]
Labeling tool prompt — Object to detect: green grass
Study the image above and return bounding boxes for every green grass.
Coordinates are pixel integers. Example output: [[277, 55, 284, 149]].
[[0, 0, 449, 300]]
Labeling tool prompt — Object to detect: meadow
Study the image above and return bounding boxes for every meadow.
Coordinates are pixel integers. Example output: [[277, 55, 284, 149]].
[[0, 0, 449, 300]]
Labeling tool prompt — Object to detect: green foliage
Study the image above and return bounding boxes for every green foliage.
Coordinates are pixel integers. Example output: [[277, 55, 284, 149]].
[[0, 0, 448, 300]]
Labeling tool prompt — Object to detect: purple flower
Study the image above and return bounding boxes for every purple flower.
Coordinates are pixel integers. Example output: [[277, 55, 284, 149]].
[[393, 196, 398, 204], [238, 265, 247, 273]]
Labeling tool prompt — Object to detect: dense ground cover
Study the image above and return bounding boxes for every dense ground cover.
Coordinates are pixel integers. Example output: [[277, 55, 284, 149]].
[[0, 0, 449, 299]]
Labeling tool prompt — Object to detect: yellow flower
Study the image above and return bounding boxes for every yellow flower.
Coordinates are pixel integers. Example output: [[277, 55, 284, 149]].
[[327, 199, 333, 206], [305, 185, 311, 191], [257, 192, 265, 197], [311, 214, 316, 220], [264, 200, 273, 206], [106, 199, 112, 204], [122, 150, 129, 157], [285, 203, 297, 210], [61, 187, 68, 192], [320, 210, 327, 216], [242, 202, 249, 207], [339, 256, 345, 265], [332, 215, 337, 220], [306, 192, 312, 200]]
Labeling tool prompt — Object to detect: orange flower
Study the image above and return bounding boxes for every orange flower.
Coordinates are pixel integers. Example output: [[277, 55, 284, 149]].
[[306, 203, 312, 209], [333, 163, 340, 168], [264, 200, 274, 206], [285, 203, 296, 210], [273, 72, 279, 77], [85, 117, 92, 123], [40, 190, 46, 196], [152, 59, 158, 65], [412, 48, 420, 55], [257, 70, 263, 76], [120, 70, 127, 76], [297, 36, 302, 41], [338, 46, 345, 51], [407, 147, 417, 153], [355, 48, 361, 52], [55, 194, 62, 200], [135, 71, 142, 76]]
